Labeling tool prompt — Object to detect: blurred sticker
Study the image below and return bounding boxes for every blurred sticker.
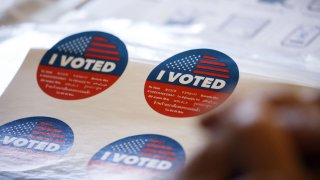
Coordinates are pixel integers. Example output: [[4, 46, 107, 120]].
[[88, 134, 185, 180], [37, 31, 128, 100], [145, 49, 239, 118], [0, 116, 74, 171]]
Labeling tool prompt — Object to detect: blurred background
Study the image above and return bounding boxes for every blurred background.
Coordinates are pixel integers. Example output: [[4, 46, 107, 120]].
[[0, 0, 319, 95]]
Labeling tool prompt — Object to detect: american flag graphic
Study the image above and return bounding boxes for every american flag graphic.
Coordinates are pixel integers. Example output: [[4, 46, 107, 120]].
[[110, 138, 176, 161], [2, 121, 65, 143], [165, 54, 230, 79], [56, 35, 120, 62]]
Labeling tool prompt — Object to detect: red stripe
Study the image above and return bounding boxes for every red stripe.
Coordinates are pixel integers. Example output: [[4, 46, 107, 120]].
[[193, 70, 230, 79], [29, 135, 65, 143], [195, 65, 229, 73], [86, 48, 120, 55], [93, 36, 108, 42], [90, 42, 116, 49], [145, 143, 173, 151], [148, 139, 165, 144], [35, 126, 62, 133], [139, 152, 175, 161], [142, 148, 176, 156], [202, 55, 218, 60], [84, 53, 120, 61], [38, 122, 54, 127], [31, 130, 64, 138], [199, 60, 226, 67]]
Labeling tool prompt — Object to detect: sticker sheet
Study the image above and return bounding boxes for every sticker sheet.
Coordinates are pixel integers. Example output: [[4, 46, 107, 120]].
[[0, 32, 239, 179], [0, 54, 199, 179]]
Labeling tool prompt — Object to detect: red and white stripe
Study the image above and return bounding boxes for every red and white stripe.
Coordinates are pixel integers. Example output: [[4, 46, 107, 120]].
[[192, 55, 230, 79], [84, 36, 120, 61]]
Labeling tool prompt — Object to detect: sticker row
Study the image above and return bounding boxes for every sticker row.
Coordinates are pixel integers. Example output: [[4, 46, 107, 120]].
[[37, 31, 239, 118], [0, 116, 185, 179]]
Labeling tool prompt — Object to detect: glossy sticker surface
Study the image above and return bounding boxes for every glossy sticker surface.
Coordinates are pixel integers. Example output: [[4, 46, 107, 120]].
[[145, 49, 239, 117], [37, 31, 128, 100], [88, 134, 185, 180], [0, 116, 74, 171]]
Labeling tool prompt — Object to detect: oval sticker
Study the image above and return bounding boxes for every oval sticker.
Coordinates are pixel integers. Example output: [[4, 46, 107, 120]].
[[37, 31, 128, 100], [0, 116, 74, 171], [87, 134, 185, 180], [145, 49, 239, 117]]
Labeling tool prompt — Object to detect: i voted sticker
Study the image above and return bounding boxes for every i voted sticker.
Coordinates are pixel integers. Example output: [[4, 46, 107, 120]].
[[145, 49, 239, 117], [87, 134, 185, 180], [0, 116, 74, 171], [37, 31, 128, 100]]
